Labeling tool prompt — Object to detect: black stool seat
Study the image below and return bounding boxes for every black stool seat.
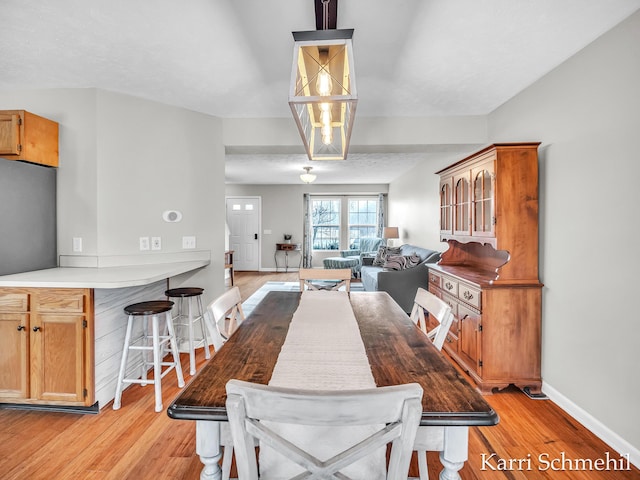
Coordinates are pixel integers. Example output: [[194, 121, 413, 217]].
[[124, 300, 174, 316], [165, 287, 204, 298]]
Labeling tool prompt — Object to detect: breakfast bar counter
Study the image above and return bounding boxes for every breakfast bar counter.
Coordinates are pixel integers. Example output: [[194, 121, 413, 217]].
[[0, 258, 210, 411], [0, 260, 210, 289]]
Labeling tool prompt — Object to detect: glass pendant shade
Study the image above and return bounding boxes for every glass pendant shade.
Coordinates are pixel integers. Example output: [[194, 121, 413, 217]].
[[289, 29, 357, 161], [300, 166, 317, 184]]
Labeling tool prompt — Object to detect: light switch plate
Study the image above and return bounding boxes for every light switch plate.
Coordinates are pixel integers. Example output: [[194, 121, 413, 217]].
[[182, 236, 196, 249], [139, 236, 150, 251], [72, 237, 83, 253]]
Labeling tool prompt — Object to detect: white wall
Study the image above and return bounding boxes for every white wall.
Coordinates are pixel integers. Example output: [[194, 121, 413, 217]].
[[0, 89, 226, 305], [388, 10, 640, 461], [225, 184, 388, 269]]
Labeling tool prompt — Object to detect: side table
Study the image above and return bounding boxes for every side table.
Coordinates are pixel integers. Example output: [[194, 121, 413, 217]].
[[274, 243, 302, 272]]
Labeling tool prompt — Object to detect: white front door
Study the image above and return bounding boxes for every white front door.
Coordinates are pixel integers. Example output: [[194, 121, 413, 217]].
[[226, 197, 260, 271]]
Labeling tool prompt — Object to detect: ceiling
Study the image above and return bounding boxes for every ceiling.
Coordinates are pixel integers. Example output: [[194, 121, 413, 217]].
[[2, 0, 639, 184]]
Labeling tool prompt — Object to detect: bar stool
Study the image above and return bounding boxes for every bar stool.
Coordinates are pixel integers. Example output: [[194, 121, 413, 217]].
[[165, 287, 211, 375], [113, 300, 185, 412]]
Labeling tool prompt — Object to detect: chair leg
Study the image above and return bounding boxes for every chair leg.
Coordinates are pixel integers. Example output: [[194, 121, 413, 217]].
[[166, 312, 185, 389], [152, 314, 163, 412], [187, 298, 196, 375], [417, 449, 429, 480], [197, 296, 211, 360], [221, 444, 233, 480], [113, 316, 134, 410]]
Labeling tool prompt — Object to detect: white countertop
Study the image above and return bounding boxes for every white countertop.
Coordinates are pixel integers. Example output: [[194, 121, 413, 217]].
[[0, 260, 210, 289]]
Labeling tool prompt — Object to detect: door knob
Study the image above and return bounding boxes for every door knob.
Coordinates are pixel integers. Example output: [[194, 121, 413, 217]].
[[17, 325, 25, 331], [254, 233, 258, 240], [33, 326, 41, 332]]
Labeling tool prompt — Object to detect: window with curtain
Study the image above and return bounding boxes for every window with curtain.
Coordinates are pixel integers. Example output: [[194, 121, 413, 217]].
[[311, 196, 380, 251], [348, 198, 378, 249], [311, 198, 341, 250]]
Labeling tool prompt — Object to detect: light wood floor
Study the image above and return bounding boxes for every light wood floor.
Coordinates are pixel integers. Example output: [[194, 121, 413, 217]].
[[1, 271, 637, 480]]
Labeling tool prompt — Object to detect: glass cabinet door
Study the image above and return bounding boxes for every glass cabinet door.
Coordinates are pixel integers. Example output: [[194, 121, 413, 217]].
[[472, 163, 495, 237], [439, 179, 453, 234], [453, 173, 470, 236]]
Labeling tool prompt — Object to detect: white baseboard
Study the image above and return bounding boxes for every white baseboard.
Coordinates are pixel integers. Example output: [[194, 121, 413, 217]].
[[542, 381, 639, 468]]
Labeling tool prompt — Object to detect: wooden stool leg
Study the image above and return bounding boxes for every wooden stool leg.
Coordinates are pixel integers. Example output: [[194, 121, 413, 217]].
[[113, 316, 134, 410]]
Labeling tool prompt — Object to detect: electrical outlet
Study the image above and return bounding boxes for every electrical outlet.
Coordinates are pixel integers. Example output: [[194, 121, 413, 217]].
[[139, 236, 150, 251], [72, 237, 83, 253], [182, 236, 196, 249], [151, 236, 161, 250]]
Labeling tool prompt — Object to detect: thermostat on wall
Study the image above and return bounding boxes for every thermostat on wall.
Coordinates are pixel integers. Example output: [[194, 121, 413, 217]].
[[162, 210, 182, 222]]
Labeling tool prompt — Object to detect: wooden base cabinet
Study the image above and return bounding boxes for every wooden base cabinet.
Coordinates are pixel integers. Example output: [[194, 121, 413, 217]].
[[432, 143, 543, 395], [0, 288, 94, 406], [428, 268, 542, 394]]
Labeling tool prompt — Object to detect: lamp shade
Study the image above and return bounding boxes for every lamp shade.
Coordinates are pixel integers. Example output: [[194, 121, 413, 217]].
[[383, 227, 399, 239], [289, 29, 357, 161]]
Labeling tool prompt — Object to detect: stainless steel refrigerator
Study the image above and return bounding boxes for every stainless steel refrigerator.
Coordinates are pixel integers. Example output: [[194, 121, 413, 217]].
[[0, 159, 57, 276]]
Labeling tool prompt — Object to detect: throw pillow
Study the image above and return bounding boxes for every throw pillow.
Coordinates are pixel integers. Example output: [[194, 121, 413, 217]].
[[383, 253, 422, 271], [372, 246, 402, 266]]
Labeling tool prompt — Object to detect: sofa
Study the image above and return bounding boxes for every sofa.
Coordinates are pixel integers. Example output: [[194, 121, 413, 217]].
[[360, 244, 441, 313]]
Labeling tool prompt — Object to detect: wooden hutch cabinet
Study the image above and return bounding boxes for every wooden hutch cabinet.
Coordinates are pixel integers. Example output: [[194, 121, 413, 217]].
[[428, 143, 542, 394], [0, 287, 94, 406]]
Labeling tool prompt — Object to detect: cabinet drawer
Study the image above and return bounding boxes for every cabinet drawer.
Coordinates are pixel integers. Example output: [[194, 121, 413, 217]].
[[35, 290, 86, 313], [441, 292, 458, 317], [428, 271, 442, 288], [459, 284, 481, 309], [441, 276, 458, 297], [0, 291, 29, 311]]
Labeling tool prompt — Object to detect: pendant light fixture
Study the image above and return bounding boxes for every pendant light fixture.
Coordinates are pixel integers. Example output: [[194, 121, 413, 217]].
[[300, 166, 317, 184], [289, 0, 357, 161]]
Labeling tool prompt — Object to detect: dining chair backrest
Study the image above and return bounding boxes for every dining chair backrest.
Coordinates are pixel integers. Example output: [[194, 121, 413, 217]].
[[225, 379, 423, 480], [205, 286, 246, 351], [298, 268, 352, 293], [409, 287, 454, 350]]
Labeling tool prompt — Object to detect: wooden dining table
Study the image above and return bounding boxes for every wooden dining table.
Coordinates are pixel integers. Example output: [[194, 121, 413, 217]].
[[168, 291, 498, 480]]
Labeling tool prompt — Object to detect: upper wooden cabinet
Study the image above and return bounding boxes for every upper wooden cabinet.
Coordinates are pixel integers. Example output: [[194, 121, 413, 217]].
[[0, 110, 59, 167], [436, 143, 540, 283]]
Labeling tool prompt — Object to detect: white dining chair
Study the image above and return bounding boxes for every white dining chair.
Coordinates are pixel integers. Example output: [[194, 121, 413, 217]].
[[409, 287, 455, 479], [225, 379, 423, 480], [409, 287, 454, 350], [205, 286, 246, 352], [205, 286, 247, 480], [298, 268, 352, 293]]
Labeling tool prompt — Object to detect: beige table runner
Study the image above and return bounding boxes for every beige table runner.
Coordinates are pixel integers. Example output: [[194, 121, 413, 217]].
[[258, 290, 385, 479]]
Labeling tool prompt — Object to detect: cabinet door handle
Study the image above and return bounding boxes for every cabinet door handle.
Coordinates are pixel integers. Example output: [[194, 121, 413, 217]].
[[463, 291, 474, 300], [33, 326, 41, 332], [17, 325, 26, 331], [445, 282, 454, 290]]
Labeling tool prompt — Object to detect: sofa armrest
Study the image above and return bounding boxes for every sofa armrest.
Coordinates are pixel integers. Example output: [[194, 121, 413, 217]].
[[376, 263, 430, 313], [340, 249, 360, 258]]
